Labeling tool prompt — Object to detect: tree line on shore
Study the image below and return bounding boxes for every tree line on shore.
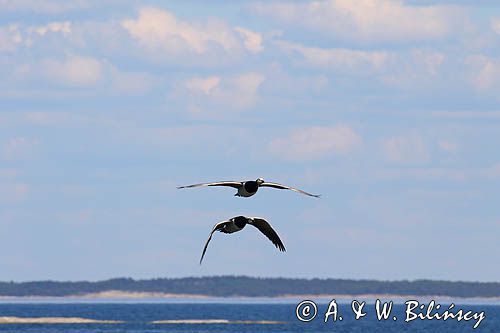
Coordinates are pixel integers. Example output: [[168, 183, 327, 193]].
[[0, 276, 498, 297]]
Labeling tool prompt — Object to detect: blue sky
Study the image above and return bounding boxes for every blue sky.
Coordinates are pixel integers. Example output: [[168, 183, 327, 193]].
[[0, 0, 499, 282]]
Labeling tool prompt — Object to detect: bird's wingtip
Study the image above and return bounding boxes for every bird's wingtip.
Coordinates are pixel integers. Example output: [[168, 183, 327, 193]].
[[277, 244, 286, 252]]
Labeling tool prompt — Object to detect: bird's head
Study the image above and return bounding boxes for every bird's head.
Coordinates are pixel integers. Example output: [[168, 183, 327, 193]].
[[256, 177, 265, 184]]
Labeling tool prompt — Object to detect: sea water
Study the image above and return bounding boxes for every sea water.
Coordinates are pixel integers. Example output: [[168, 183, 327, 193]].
[[0, 302, 498, 332]]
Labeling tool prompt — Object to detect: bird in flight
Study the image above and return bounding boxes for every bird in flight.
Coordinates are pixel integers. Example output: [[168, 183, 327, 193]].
[[178, 177, 320, 198], [200, 215, 286, 264]]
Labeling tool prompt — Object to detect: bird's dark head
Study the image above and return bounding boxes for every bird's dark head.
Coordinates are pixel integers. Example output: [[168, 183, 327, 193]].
[[256, 177, 265, 185]]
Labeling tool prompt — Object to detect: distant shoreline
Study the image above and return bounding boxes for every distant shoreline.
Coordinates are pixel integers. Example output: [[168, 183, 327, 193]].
[[2, 276, 499, 301], [1, 290, 499, 304]]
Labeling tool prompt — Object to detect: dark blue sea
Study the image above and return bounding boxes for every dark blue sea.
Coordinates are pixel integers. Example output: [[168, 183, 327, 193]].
[[0, 302, 498, 332]]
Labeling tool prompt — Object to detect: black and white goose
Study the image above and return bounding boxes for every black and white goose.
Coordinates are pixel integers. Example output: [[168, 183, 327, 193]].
[[200, 215, 285, 264], [178, 177, 320, 198]]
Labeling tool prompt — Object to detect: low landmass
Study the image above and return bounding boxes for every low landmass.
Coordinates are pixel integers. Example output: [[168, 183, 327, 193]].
[[0, 276, 498, 299], [0, 316, 122, 324]]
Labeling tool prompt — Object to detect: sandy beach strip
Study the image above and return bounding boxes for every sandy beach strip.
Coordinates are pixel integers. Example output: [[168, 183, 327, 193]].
[[78, 291, 500, 304], [0, 291, 498, 304], [151, 319, 284, 324]]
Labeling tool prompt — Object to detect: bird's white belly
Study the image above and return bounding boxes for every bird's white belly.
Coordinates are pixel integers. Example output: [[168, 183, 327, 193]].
[[237, 187, 255, 197], [225, 223, 243, 233]]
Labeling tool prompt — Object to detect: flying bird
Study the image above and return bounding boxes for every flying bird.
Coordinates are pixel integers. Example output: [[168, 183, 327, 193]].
[[200, 215, 286, 264], [178, 177, 320, 198]]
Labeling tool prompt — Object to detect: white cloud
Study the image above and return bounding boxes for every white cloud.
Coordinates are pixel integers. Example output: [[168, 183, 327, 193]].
[[0, 0, 90, 13], [121, 7, 261, 58], [268, 125, 362, 160], [252, 0, 464, 43], [1, 21, 72, 52], [411, 49, 446, 75], [29, 21, 71, 36], [234, 27, 263, 53], [382, 133, 430, 164], [42, 55, 102, 86], [184, 76, 221, 95], [276, 40, 447, 88], [277, 40, 390, 73], [2, 137, 39, 161], [438, 140, 459, 153], [0, 25, 22, 52], [492, 18, 500, 35], [24, 21, 73, 48], [180, 72, 265, 115], [465, 55, 500, 91], [3, 50, 156, 94]]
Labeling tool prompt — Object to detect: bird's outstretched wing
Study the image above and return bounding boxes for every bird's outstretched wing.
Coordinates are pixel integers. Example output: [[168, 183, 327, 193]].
[[178, 181, 242, 190], [248, 218, 286, 252], [260, 182, 320, 198], [200, 221, 230, 264]]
